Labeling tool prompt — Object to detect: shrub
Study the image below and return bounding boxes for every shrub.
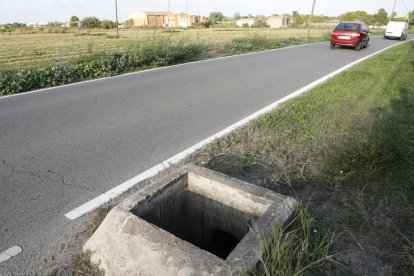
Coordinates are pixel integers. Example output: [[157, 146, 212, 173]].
[[100, 20, 116, 30], [81, 17, 100, 29], [70, 16, 79, 27], [0, 38, 205, 95]]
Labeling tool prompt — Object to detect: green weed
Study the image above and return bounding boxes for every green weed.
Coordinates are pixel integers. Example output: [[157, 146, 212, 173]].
[[246, 206, 339, 276]]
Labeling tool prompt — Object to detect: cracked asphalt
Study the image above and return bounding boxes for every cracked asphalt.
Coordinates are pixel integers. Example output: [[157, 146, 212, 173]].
[[0, 37, 409, 274]]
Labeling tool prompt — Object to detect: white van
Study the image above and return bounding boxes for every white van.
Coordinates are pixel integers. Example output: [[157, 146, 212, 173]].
[[384, 21, 409, 40]]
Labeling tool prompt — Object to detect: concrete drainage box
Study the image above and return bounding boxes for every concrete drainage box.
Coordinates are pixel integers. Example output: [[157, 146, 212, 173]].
[[84, 165, 296, 276]]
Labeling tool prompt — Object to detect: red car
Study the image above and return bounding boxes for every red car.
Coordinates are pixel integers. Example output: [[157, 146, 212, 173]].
[[330, 22, 370, 51]]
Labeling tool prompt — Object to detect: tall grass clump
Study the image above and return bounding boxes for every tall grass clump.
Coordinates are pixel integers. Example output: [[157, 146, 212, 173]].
[[246, 206, 337, 276], [0, 37, 205, 95]]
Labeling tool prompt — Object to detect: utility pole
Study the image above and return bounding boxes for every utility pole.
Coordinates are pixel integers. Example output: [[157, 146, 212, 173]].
[[187, 0, 189, 28], [115, 0, 119, 37], [390, 0, 397, 21], [306, 0, 316, 43], [168, 0, 171, 12]]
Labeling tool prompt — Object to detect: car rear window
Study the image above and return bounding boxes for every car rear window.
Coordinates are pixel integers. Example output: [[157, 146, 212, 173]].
[[335, 23, 360, 31]]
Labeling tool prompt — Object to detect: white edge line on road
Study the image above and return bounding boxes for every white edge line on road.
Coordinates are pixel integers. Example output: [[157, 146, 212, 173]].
[[0, 42, 326, 100], [0, 246, 23, 264], [64, 41, 409, 220]]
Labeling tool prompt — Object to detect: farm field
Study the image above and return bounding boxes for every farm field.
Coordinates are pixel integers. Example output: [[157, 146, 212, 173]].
[[0, 27, 331, 71]]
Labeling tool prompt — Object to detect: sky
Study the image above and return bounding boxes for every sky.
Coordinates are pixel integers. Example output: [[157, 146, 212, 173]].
[[0, 0, 412, 24]]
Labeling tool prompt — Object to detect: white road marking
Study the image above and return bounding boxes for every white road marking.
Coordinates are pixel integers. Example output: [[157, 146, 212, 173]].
[[0, 246, 22, 263], [64, 41, 410, 220]]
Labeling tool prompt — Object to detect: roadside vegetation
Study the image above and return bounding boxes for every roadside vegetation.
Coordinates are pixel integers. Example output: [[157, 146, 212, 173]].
[[188, 41, 414, 275], [0, 37, 207, 95], [0, 28, 333, 95]]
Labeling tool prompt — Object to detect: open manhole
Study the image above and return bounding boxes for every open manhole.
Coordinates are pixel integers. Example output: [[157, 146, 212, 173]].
[[132, 172, 259, 259], [84, 165, 296, 275]]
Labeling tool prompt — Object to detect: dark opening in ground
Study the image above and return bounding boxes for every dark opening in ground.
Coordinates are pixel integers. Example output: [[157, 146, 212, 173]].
[[133, 182, 257, 259], [208, 230, 240, 259]]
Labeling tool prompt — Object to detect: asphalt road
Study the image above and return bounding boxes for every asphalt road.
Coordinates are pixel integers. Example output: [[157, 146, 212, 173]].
[[0, 36, 410, 274]]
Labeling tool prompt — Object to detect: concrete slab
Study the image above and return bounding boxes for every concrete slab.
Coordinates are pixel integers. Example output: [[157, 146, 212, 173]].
[[84, 165, 296, 275]]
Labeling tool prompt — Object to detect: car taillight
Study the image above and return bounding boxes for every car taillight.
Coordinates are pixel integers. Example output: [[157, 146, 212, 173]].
[[351, 33, 360, 38]]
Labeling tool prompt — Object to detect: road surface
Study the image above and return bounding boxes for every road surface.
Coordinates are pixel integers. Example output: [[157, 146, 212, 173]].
[[0, 36, 410, 274]]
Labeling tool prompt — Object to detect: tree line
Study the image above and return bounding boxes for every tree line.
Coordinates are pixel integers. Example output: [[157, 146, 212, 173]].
[[69, 16, 116, 29], [210, 9, 414, 26]]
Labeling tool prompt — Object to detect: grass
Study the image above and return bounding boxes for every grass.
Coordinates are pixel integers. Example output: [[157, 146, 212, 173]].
[[51, 251, 104, 276], [245, 205, 339, 276], [0, 27, 331, 71], [50, 206, 112, 276], [189, 41, 414, 274]]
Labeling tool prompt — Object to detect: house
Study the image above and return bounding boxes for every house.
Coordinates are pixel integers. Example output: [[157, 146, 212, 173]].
[[127, 11, 201, 28], [267, 16, 290, 28], [127, 11, 173, 27]]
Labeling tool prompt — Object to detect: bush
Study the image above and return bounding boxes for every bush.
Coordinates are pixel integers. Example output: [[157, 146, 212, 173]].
[[70, 16, 79, 27], [81, 17, 100, 29], [100, 20, 116, 30], [227, 36, 303, 55], [0, 38, 205, 95]]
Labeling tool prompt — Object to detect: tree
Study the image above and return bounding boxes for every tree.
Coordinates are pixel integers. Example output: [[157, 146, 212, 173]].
[[375, 8, 388, 25], [340, 11, 374, 25], [81, 17, 100, 29], [292, 11, 304, 26], [409, 10, 414, 25], [209, 12, 224, 24], [70, 16, 79, 27], [10, 22, 26, 27]]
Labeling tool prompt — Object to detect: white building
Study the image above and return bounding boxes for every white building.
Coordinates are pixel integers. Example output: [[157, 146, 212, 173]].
[[267, 16, 290, 28]]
